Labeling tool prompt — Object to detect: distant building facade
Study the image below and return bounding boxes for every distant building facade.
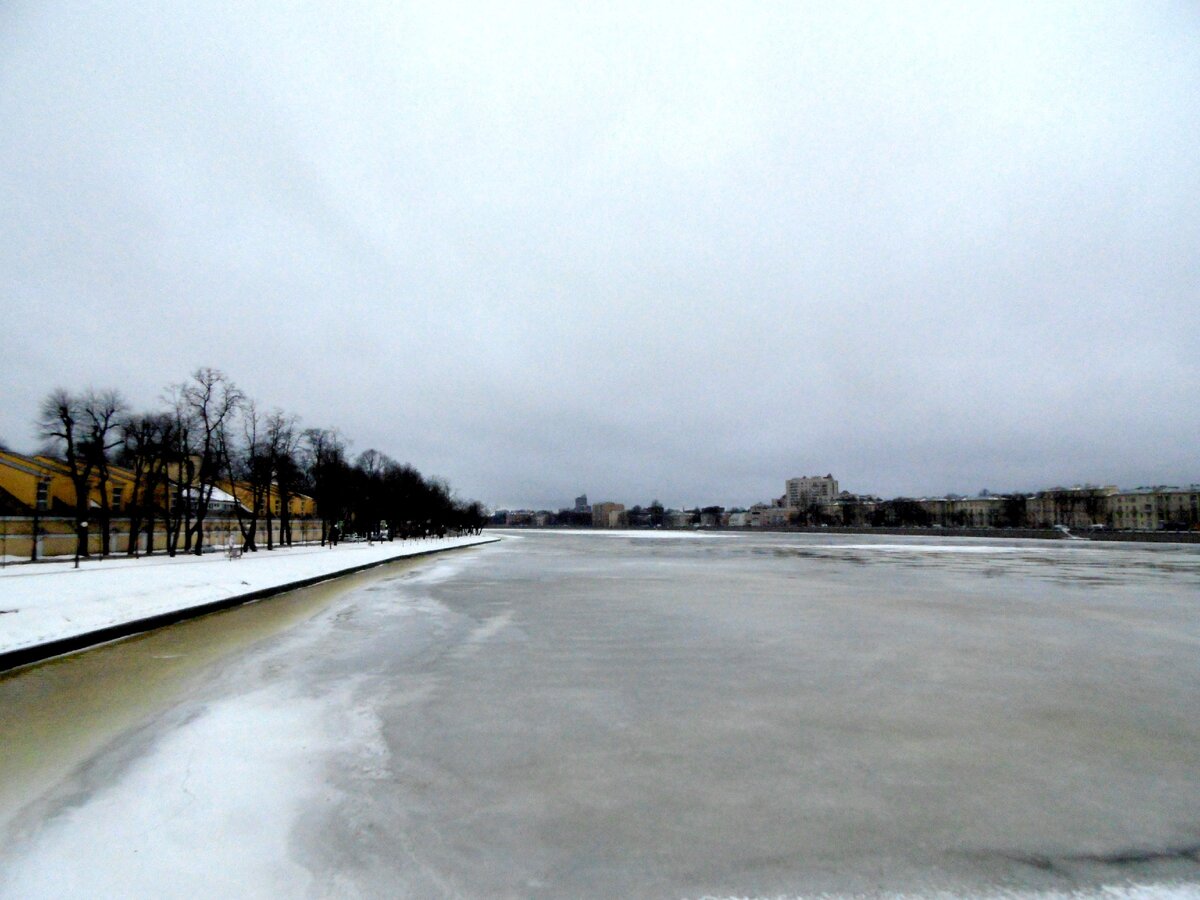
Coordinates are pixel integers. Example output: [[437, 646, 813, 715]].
[[916, 495, 1009, 528], [1108, 487, 1200, 531], [668, 509, 695, 528], [824, 494, 879, 526], [786, 474, 839, 509], [1026, 486, 1117, 529], [955, 496, 1004, 527], [592, 501, 626, 528], [491, 476, 1199, 535]]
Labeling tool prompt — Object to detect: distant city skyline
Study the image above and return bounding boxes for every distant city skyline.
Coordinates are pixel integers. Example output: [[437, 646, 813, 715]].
[[497, 482, 1200, 533], [499, 472, 1200, 516], [2, 3, 1197, 510]]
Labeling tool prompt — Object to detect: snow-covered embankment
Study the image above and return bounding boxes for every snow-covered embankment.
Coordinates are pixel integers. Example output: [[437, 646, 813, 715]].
[[0, 535, 497, 670]]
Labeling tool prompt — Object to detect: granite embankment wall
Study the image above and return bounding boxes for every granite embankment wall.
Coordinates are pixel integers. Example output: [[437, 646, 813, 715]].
[[715, 525, 1200, 543]]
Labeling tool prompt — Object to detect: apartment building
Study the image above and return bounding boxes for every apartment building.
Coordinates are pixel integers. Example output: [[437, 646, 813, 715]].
[[786, 474, 839, 509], [1026, 487, 1117, 529], [592, 501, 626, 528], [911, 496, 1014, 527], [1108, 487, 1200, 531]]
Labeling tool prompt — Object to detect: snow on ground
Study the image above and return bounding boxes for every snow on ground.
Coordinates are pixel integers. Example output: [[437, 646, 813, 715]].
[[0, 535, 494, 657]]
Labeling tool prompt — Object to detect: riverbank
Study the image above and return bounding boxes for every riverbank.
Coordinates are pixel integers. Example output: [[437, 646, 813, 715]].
[[508, 524, 1200, 543], [0, 534, 497, 672], [754, 524, 1200, 542]]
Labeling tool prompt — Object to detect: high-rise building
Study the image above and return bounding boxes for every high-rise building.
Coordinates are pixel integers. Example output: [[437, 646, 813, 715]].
[[785, 474, 839, 509]]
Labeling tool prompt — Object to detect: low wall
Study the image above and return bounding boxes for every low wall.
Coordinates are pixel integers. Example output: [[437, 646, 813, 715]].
[[710, 525, 1200, 543], [1085, 530, 1200, 544], [775, 525, 1063, 540]]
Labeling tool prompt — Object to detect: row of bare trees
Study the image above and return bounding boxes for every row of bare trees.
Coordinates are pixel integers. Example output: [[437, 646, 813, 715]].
[[36, 368, 486, 560]]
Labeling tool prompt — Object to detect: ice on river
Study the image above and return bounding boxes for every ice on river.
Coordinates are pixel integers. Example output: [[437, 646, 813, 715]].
[[2, 531, 1199, 898], [1, 682, 335, 897]]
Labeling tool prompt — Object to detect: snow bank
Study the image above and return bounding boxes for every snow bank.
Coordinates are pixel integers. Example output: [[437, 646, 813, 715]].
[[0, 535, 495, 659]]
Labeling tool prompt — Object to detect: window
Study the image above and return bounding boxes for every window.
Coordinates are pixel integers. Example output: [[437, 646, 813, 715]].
[[112, 486, 124, 511]]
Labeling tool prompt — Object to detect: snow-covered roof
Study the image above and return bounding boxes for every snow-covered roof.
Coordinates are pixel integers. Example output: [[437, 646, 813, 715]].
[[183, 486, 243, 505]]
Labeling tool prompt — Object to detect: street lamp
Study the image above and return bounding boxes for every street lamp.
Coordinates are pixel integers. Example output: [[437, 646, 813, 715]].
[[31, 478, 48, 563], [75, 520, 89, 568]]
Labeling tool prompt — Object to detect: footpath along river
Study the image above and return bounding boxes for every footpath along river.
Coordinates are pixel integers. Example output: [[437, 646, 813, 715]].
[[2, 531, 1200, 898]]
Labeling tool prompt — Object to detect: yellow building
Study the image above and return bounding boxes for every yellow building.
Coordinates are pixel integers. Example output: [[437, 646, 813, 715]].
[[2, 447, 314, 522], [101, 463, 140, 513], [290, 492, 316, 518], [260, 484, 315, 519], [0, 449, 73, 512], [0, 449, 154, 516], [218, 481, 317, 519], [33, 454, 144, 513]]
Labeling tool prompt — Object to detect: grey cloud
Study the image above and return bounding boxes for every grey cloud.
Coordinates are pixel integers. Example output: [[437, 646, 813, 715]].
[[2, 2, 1198, 510]]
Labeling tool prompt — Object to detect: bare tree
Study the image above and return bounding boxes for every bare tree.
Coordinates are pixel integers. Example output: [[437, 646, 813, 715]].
[[32, 370, 487, 560], [81, 389, 127, 556], [228, 400, 267, 553], [160, 393, 195, 556], [38, 389, 94, 559], [303, 427, 349, 545], [353, 449, 393, 538], [174, 368, 243, 556], [263, 410, 300, 549], [118, 411, 172, 556]]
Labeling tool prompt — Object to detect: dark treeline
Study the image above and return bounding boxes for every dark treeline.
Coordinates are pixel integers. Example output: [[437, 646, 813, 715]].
[[34, 367, 486, 559]]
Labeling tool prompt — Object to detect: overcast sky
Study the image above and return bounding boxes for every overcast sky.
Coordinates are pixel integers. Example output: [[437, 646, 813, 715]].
[[1, 2, 1197, 509]]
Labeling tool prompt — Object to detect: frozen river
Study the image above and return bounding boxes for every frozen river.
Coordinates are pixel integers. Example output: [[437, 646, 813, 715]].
[[2, 531, 1200, 898]]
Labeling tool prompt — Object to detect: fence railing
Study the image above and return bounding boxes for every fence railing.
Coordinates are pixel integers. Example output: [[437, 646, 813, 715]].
[[0, 516, 324, 564]]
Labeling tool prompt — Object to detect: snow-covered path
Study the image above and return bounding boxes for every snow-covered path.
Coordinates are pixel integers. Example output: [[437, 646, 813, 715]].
[[0, 535, 495, 660]]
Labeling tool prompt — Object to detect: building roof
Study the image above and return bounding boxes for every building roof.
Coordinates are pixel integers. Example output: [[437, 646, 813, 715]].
[[0, 450, 50, 478], [183, 486, 250, 510]]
